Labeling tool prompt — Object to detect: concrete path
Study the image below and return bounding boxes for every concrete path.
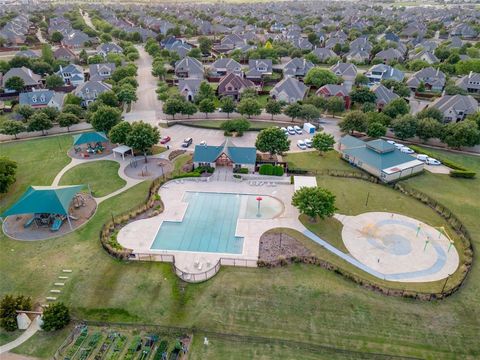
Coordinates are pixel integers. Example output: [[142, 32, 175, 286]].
[[0, 316, 41, 355]]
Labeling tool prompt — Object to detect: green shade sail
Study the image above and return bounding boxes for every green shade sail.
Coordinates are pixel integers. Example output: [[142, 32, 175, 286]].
[[1, 185, 84, 218], [73, 132, 108, 146]]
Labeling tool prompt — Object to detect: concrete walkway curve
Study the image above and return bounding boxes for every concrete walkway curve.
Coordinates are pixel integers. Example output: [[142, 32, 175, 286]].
[[0, 316, 41, 355]]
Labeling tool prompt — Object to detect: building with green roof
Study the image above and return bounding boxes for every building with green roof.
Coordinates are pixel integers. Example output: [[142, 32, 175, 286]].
[[339, 135, 424, 182], [193, 139, 257, 173]]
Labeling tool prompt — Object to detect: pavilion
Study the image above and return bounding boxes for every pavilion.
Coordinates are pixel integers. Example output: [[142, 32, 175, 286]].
[[73, 131, 108, 146]]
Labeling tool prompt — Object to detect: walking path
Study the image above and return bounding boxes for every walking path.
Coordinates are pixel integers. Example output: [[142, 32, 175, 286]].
[[0, 316, 41, 355]]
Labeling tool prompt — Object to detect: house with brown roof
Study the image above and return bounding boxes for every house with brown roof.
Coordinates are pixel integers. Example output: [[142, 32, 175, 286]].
[[217, 73, 255, 100]]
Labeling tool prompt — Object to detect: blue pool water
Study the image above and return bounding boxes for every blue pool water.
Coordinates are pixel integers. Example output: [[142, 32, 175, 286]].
[[150, 191, 282, 254]]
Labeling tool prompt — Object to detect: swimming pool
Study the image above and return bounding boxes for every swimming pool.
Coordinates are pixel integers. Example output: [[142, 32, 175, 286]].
[[150, 191, 283, 254]]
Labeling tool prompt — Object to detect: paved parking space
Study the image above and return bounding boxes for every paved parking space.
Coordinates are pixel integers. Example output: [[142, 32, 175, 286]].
[[160, 124, 316, 153]]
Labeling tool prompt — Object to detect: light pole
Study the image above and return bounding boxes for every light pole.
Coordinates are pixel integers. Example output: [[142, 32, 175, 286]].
[[256, 196, 263, 217]]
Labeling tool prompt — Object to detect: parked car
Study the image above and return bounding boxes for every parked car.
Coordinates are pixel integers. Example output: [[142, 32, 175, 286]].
[[182, 137, 193, 148], [426, 157, 441, 165], [416, 154, 429, 162], [400, 147, 414, 154], [386, 140, 396, 145], [394, 143, 405, 149], [293, 125, 302, 134], [297, 140, 307, 150], [280, 127, 288, 135], [304, 138, 313, 148], [160, 136, 171, 144], [287, 126, 296, 135], [199, 140, 207, 146]]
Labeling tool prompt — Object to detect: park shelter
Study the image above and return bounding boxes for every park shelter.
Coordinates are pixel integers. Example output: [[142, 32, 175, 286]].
[[1, 185, 85, 229], [73, 131, 108, 146], [112, 145, 133, 160]]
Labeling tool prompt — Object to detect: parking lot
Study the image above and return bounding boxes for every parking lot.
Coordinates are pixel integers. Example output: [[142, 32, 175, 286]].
[[160, 124, 316, 153]]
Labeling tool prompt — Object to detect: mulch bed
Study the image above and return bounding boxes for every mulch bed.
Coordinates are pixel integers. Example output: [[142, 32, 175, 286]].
[[259, 231, 313, 264]]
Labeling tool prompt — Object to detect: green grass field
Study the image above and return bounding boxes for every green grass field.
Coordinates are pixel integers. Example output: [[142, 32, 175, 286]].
[[59, 160, 126, 197], [0, 139, 479, 359]]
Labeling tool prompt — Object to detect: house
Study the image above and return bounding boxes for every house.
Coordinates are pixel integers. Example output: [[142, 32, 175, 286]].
[[406, 67, 446, 92], [174, 57, 204, 79], [270, 77, 308, 103], [365, 64, 404, 84], [193, 139, 256, 173], [290, 37, 313, 51], [217, 73, 255, 100], [54, 46, 77, 62], [178, 78, 202, 102], [19, 89, 65, 110], [245, 59, 273, 81], [310, 48, 338, 63], [14, 50, 38, 59], [56, 64, 84, 86], [346, 48, 370, 63], [74, 80, 112, 107], [89, 63, 116, 81], [97, 43, 123, 58], [409, 49, 439, 64], [450, 24, 477, 39], [283, 58, 314, 78], [1, 67, 42, 93], [430, 95, 479, 123], [316, 84, 351, 109], [456, 72, 480, 94], [330, 62, 357, 91], [370, 83, 399, 110], [339, 135, 424, 183], [374, 48, 404, 63], [209, 58, 243, 77], [61, 30, 92, 48], [163, 38, 192, 58]]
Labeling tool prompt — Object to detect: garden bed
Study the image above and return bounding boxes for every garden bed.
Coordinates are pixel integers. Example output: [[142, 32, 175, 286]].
[[259, 231, 313, 266]]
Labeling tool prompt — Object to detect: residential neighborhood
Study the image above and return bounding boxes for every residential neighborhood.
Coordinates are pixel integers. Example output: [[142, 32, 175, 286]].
[[0, 1, 479, 359]]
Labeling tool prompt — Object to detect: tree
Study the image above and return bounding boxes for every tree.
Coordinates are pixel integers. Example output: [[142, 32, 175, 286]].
[[117, 84, 137, 105], [51, 31, 64, 43], [15, 104, 35, 120], [237, 98, 261, 118], [381, 79, 411, 97], [90, 105, 122, 133], [284, 102, 303, 122], [126, 121, 160, 163], [299, 104, 321, 121], [27, 112, 53, 135], [416, 117, 442, 142], [339, 110, 367, 134], [444, 84, 467, 96], [64, 93, 83, 106], [41, 302, 70, 331], [221, 118, 251, 136], [118, 77, 138, 89], [367, 111, 391, 127], [163, 97, 185, 119], [97, 91, 119, 107], [5, 76, 25, 92], [181, 101, 197, 118], [416, 107, 444, 123], [45, 74, 64, 89], [41, 44, 54, 64], [325, 96, 345, 117], [0, 157, 18, 194], [187, 48, 202, 59], [40, 107, 59, 122], [304, 95, 327, 111], [198, 98, 215, 118], [304, 68, 339, 88], [367, 122, 387, 138], [62, 104, 84, 118], [441, 120, 480, 148], [220, 96, 236, 118], [312, 132, 335, 155], [57, 113, 79, 131], [151, 63, 166, 79], [194, 81, 215, 104], [265, 99, 282, 119], [0, 120, 25, 139], [255, 127, 290, 158], [199, 37, 213, 55], [291, 187, 336, 222], [0, 294, 31, 331], [383, 98, 410, 119], [355, 73, 369, 85], [350, 87, 376, 104], [109, 121, 132, 144], [391, 115, 418, 140], [111, 65, 137, 83], [417, 81, 426, 93]]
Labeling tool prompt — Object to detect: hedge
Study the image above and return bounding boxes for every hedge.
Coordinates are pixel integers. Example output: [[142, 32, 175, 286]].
[[450, 170, 476, 178], [259, 164, 284, 176]]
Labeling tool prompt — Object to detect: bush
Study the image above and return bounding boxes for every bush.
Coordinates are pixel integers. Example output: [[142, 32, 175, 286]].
[[450, 170, 476, 178], [273, 165, 284, 176], [41, 302, 70, 331], [233, 167, 249, 174], [259, 163, 274, 175]]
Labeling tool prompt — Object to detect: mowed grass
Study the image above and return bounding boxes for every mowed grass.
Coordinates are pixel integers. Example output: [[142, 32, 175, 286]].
[[284, 151, 363, 173], [0, 139, 479, 359], [0, 135, 72, 211], [59, 160, 126, 197]]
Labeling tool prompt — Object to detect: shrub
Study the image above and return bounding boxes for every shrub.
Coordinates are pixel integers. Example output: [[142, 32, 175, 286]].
[[450, 170, 476, 178], [41, 302, 70, 331], [273, 165, 284, 176], [259, 163, 274, 175], [233, 167, 249, 174]]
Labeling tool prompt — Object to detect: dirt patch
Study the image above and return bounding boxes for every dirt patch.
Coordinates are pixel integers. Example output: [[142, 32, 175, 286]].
[[259, 231, 314, 265]]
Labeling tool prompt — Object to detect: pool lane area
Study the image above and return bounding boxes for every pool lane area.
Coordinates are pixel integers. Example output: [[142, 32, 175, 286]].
[[150, 191, 283, 254]]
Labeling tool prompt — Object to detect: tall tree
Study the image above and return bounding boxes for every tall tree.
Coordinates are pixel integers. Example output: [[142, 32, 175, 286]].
[[292, 187, 337, 222], [126, 121, 160, 163], [366, 122, 387, 138], [383, 98, 410, 119], [325, 96, 345, 117], [339, 110, 367, 134], [237, 98, 261, 118], [45, 74, 65, 89], [0, 120, 25, 139], [198, 98, 215, 118], [57, 113, 79, 132], [391, 114, 418, 140], [441, 120, 480, 148], [5, 76, 25, 92], [90, 105, 122, 133], [220, 96, 236, 118], [312, 132, 335, 155], [117, 84, 137, 105], [304, 68, 339, 88], [163, 97, 185, 120], [265, 99, 282, 119], [255, 127, 291, 158], [0, 157, 18, 194], [350, 87, 376, 104], [109, 121, 132, 144], [284, 102, 303, 122], [27, 112, 53, 135], [15, 104, 35, 120]]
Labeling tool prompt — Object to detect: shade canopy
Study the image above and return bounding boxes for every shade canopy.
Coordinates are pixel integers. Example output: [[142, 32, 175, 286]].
[[73, 132, 108, 146], [1, 185, 84, 218]]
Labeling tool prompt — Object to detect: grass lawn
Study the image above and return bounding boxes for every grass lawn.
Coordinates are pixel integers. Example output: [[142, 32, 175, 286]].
[[0, 329, 21, 346], [59, 160, 126, 198], [173, 153, 193, 175], [284, 151, 362, 173], [299, 215, 348, 253], [1, 139, 479, 359]]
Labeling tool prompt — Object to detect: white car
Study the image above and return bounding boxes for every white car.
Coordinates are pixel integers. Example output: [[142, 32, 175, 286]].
[[400, 147, 414, 154], [416, 154, 429, 162], [280, 127, 288, 135], [426, 157, 441, 166], [304, 138, 313, 148], [287, 126, 296, 135], [394, 143, 405, 149], [199, 140, 207, 146], [386, 140, 396, 145], [297, 140, 307, 150], [294, 125, 302, 134]]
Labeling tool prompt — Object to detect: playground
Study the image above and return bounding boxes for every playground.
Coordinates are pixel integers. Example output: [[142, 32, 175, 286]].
[[337, 212, 460, 282]]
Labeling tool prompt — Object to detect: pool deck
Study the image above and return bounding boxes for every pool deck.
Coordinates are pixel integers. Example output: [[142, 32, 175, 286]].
[[117, 179, 305, 275]]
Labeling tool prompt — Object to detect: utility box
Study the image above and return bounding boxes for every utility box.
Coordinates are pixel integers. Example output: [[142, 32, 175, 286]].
[[303, 122, 316, 134]]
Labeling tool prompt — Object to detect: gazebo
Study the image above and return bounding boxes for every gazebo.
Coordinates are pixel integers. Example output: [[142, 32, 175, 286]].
[[73, 131, 108, 146], [112, 145, 133, 160], [1, 185, 85, 230]]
